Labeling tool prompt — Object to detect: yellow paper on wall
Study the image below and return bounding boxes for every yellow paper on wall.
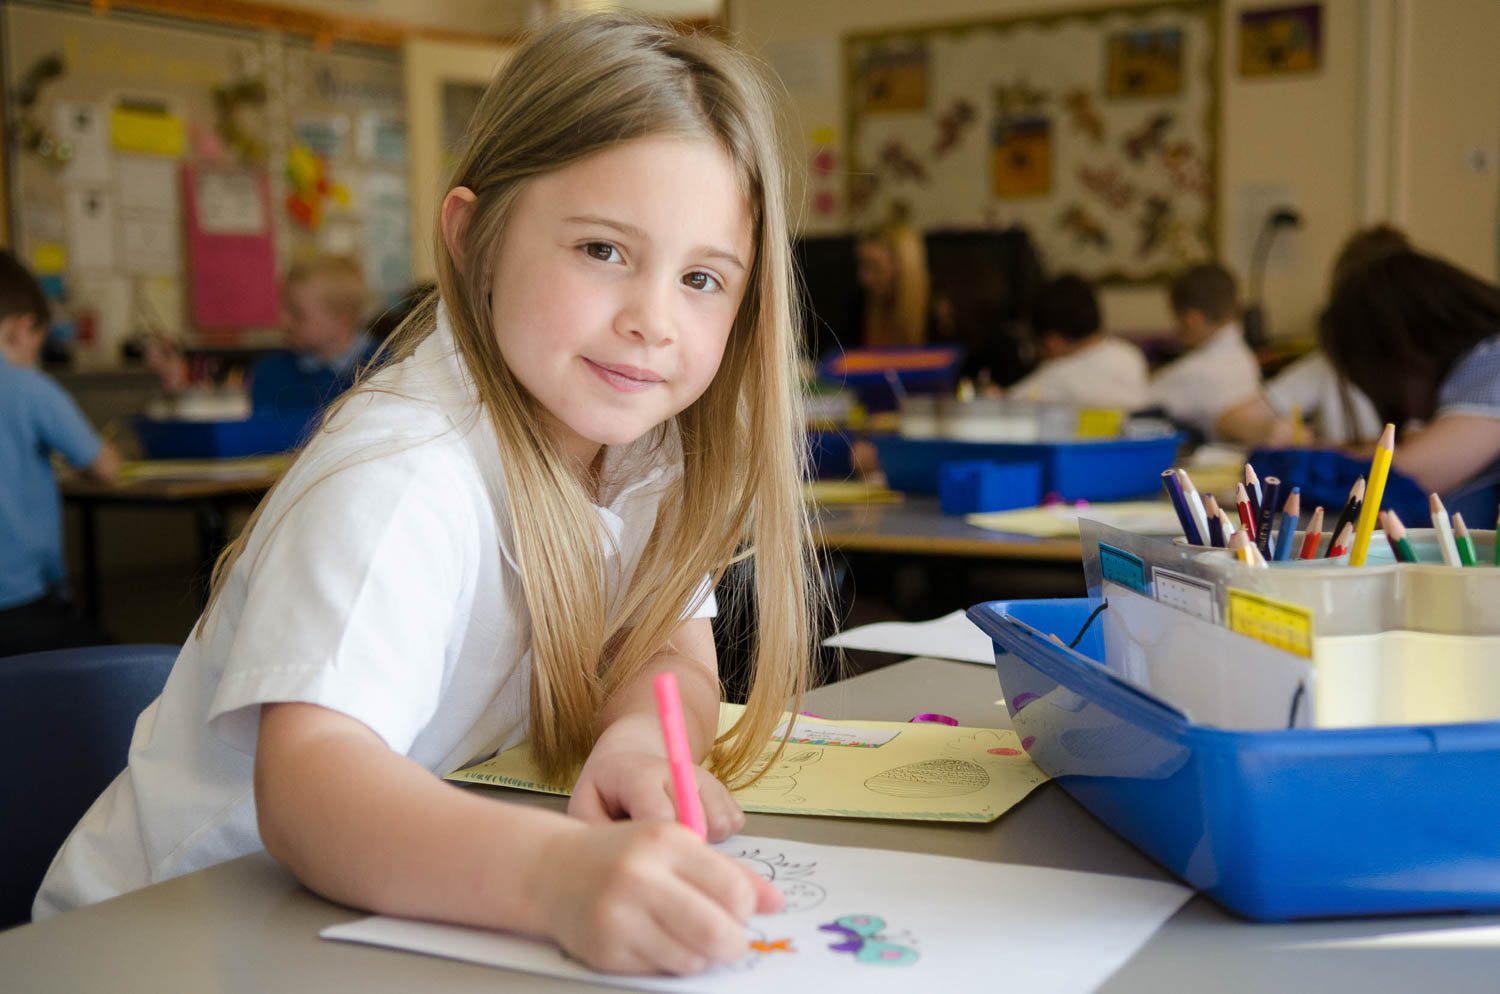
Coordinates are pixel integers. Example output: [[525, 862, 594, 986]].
[[111, 105, 184, 156], [31, 243, 68, 274], [448, 703, 1049, 823]]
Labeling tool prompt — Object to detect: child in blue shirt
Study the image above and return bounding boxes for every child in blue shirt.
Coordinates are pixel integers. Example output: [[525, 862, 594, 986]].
[[0, 250, 120, 655]]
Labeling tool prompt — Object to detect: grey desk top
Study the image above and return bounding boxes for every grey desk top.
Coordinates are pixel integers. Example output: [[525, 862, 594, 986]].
[[4, 658, 1497, 992]]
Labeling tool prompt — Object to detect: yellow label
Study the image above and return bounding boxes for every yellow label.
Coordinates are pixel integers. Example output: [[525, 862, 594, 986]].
[[1226, 587, 1313, 657], [31, 243, 67, 274], [111, 106, 184, 156], [1076, 408, 1124, 439]]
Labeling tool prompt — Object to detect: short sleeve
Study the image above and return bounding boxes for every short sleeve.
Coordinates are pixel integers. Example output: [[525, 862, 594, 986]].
[[207, 455, 475, 755], [1437, 337, 1500, 419], [32, 375, 102, 469], [685, 574, 717, 619]]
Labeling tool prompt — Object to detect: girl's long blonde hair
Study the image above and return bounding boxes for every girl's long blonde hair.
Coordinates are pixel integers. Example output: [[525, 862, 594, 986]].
[[204, 13, 818, 784]]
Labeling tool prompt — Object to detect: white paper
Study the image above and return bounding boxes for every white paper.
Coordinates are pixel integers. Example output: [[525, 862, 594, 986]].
[[64, 188, 116, 271], [116, 155, 180, 213], [119, 215, 180, 275], [53, 101, 111, 185], [322, 834, 1191, 993], [823, 610, 996, 665], [194, 171, 266, 235]]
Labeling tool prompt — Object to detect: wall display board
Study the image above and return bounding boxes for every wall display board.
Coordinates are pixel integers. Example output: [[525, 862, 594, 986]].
[[3, 1, 411, 358], [846, 1, 1218, 282]]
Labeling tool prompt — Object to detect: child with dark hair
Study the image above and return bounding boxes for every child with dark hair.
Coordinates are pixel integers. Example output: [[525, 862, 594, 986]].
[[1007, 273, 1147, 409], [1147, 262, 1261, 439], [0, 250, 119, 656], [1320, 250, 1500, 495]]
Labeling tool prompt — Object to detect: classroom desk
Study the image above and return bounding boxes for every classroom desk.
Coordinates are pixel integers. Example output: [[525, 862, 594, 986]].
[[60, 465, 281, 621], [4, 657, 1495, 993], [814, 496, 1082, 561]]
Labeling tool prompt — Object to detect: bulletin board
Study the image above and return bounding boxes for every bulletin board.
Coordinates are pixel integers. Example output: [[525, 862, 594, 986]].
[[846, 1, 1219, 283], [2, 0, 412, 354]]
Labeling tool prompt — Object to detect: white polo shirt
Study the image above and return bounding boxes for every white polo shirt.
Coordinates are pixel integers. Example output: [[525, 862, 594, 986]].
[[1007, 337, 1150, 410], [1264, 351, 1381, 444], [1147, 321, 1262, 439], [35, 308, 714, 919]]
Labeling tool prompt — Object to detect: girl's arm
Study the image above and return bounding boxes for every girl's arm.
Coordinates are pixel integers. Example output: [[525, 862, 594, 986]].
[[256, 700, 778, 975], [1389, 413, 1500, 495], [568, 617, 746, 841]]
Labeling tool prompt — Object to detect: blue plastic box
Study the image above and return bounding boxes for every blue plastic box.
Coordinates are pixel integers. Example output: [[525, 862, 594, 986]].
[[806, 429, 853, 480], [937, 459, 1042, 515], [815, 346, 963, 412], [874, 433, 1179, 501], [135, 413, 313, 460], [967, 597, 1500, 921]]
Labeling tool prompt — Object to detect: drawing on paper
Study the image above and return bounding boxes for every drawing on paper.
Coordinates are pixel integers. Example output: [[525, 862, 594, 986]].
[[748, 938, 797, 955], [732, 849, 827, 913], [864, 758, 991, 798], [819, 915, 919, 966], [774, 719, 901, 748], [739, 747, 825, 805]]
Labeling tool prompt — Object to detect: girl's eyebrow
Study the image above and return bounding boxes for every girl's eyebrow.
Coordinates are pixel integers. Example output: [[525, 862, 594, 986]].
[[563, 214, 746, 273]]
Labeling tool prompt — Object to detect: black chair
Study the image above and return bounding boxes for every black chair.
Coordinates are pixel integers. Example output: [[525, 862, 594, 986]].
[[0, 644, 177, 929]]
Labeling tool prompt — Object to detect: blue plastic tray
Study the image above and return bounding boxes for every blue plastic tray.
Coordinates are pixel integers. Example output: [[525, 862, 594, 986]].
[[135, 413, 314, 460], [1248, 446, 1500, 527], [968, 597, 1500, 921], [873, 433, 1179, 501]]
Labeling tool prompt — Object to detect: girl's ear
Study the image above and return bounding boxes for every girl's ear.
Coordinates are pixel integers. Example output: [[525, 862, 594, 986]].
[[440, 187, 479, 272]]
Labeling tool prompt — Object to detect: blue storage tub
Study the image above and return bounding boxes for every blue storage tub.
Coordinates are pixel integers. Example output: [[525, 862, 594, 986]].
[[937, 459, 1042, 515], [135, 413, 314, 460], [967, 597, 1500, 921], [815, 346, 963, 412], [806, 429, 854, 480], [873, 433, 1179, 501]]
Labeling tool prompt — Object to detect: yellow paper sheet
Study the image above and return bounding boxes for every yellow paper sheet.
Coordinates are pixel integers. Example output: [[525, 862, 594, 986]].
[[966, 500, 1181, 538], [447, 703, 1049, 823], [804, 479, 903, 505], [119, 455, 288, 482]]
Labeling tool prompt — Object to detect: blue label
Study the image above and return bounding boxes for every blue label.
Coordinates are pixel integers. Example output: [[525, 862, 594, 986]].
[[1098, 542, 1149, 594]]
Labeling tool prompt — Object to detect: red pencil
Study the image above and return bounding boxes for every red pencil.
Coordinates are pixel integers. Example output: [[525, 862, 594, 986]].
[[1234, 482, 1257, 542], [1328, 521, 1355, 558], [1298, 506, 1324, 559]]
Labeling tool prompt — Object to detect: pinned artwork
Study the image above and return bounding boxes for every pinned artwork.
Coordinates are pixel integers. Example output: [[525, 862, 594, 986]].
[[991, 115, 1052, 199], [930, 98, 977, 157], [1063, 89, 1105, 144], [1239, 4, 1322, 77], [857, 42, 929, 113], [1105, 27, 1184, 98]]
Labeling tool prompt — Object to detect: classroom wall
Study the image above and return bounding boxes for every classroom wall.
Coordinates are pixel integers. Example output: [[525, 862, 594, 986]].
[[729, 0, 1500, 338]]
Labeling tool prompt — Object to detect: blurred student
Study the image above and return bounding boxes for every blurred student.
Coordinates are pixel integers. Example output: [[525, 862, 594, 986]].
[[1007, 274, 1147, 410], [0, 251, 119, 656], [1321, 250, 1500, 497], [1147, 263, 1261, 441], [149, 254, 378, 420], [854, 220, 930, 347], [1215, 226, 1404, 446]]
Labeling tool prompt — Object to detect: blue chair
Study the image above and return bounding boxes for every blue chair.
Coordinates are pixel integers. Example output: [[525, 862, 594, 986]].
[[0, 644, 177, 929]]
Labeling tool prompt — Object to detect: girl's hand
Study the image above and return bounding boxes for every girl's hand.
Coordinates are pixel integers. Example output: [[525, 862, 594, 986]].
[[569, 744, 745, 843], [532, 820, 783, 975]]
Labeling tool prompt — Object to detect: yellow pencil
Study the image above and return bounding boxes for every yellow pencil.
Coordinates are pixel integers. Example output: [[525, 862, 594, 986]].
[[1349, 423, 1395, 566]]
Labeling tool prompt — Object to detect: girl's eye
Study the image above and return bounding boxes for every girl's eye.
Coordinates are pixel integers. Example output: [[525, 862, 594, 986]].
[[583, 242, 620, 263], [683, 271, 722, 293]]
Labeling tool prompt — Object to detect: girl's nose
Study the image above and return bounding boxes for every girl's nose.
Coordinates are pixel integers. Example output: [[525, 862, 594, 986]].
[[615, 276, 674, 346]]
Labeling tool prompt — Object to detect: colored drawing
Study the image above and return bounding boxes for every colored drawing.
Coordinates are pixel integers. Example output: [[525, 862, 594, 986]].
[[990, 115, 1051, 199], [1058, 205, 1110, 250], [1077, 164, 1137, 211], [732, 849, 827, 912], [877, 140, 928, 183], [1239, 4, 1322, 77], [1163, 141, 1212, 197], [774, 719, 900, 748], [1124, 113, 1173, 162], [749, 938, 796, 954], [859, 43, 928, 113], [993, 79, 1049, 118], [1105, 27, 1183, 98], [864, 759, 990, 798], [1138, 195, 1172, 257], [1064, 89, 1105, 143], [989, 747, 1023, 756], [931, 98, 977, 157], [819, 915, 919, 966]]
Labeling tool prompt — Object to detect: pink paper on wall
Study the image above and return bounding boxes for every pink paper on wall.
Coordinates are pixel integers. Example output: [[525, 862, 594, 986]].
[[181, 163, 279, 330]]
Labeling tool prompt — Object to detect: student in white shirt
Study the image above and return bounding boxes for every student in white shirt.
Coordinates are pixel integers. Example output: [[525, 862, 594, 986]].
[[1147, 262, 1261, 440], [1007, 273, 1148, 410], [37, 15, 820, 978]]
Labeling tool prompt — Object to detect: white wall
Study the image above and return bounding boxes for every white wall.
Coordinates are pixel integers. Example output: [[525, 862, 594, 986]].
[[730, 0, 1500, 337]]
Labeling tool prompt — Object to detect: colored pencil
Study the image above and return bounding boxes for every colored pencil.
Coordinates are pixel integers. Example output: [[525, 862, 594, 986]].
[[1453, 512, 1478, 566], [1298, 506, 1324, 559], [1350, 425, 1395, 566], [1382, 509, 1418, 564], [1205, 495, 1225, 547], [1218, 508, 1237, 542], [1234, 482, 1258, 543], [1255, 476, 1282, 556], [1273, 488, 1301, 561], [1244, 462, 1263, 521], [653, 672, 707, 841], [1430, 492, 1461, 567], [1228, 528, 1251, 562], [1325, 476, 1365, 557], [1329, 521, 1355, 559], [1177, 469, 1211, 548], [1161, 469, 1201, 545]]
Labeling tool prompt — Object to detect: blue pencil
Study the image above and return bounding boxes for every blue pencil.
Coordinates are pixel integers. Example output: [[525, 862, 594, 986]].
[[1256, 477, 1282, 556], [1162, 469, 1202, 545], [1273, 488, 1301, 561]]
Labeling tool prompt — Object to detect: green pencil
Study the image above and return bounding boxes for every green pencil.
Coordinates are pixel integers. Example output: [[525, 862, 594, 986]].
[[1382, 509, 1419, 564], [1453, 512, 1478, 566]]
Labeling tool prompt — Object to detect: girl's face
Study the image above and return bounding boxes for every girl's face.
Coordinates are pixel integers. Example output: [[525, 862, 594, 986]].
[[486, 135, 753, 472]]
